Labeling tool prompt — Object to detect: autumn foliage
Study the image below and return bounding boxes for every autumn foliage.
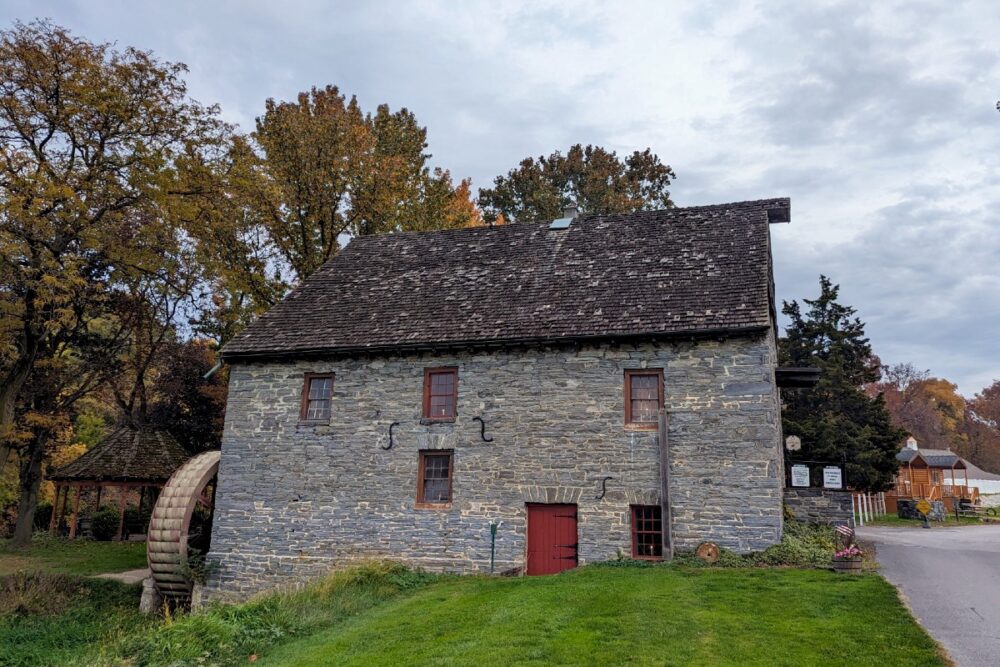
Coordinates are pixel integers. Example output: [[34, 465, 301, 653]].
[[873, 365, 1000, 473]]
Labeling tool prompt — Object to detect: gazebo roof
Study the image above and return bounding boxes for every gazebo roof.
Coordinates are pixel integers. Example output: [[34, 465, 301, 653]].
[[50, 426, 190, 483]]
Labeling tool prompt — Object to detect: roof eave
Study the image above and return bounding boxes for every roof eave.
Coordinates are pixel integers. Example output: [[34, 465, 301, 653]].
[[221, 324, 773, 363]]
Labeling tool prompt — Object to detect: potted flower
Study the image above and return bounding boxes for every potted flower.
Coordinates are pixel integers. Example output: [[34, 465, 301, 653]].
[[832, 544, 864, 573]]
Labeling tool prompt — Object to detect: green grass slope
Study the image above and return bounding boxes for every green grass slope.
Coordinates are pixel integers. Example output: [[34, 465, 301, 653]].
[[259, 566, 942, 667], [0, 560, 946, 666]]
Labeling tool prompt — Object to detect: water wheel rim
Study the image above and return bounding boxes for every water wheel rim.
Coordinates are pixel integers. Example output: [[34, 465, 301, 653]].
[[147, 450, 221, 597]]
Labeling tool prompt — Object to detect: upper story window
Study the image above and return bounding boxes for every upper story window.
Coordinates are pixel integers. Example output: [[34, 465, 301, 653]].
[[300, 373, 334, 422], [625, 369, 663, 429], [423, 367, 458, 420]]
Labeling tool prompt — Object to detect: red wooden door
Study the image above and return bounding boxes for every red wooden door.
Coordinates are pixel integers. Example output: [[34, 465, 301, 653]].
[[526, 504, 578, 575]]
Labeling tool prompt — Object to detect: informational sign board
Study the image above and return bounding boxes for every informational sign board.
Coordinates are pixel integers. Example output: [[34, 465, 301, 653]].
[[791, 464, 810, 487], [823, 466, 843, 489]]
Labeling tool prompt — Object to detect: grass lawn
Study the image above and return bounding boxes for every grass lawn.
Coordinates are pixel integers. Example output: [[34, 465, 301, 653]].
[[0, 535, 147, 576], [0, 561, 946, 666], [253, 566, 943, 667]]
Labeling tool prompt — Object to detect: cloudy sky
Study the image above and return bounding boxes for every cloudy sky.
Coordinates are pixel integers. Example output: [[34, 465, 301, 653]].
[[5, 1, 998, 394]]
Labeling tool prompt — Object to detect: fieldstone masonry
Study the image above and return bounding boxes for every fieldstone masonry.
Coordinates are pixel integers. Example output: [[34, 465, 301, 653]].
[[202, 332, 784, 602], [783, 488, 854, 526]]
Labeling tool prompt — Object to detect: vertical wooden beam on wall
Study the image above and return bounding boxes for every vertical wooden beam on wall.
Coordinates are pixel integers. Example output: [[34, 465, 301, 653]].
[[69, 485, 81, 539], [658, 408, 673, 560], [95, 485, 103, 510], [116, 485, 128, 541]]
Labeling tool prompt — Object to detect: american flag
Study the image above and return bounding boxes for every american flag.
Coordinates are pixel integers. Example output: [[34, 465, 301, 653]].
[[836, 525, 854, 540]]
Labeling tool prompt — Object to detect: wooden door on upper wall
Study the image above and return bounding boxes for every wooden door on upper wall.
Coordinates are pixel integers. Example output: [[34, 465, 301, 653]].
[[526, 503, 578, 575]]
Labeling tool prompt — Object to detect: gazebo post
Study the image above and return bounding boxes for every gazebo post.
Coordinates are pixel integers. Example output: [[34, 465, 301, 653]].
[[48, 484, 61, 535], [116, 485, 128, 542], [95, 484, 103, 510], [57, 484, 68, 534], [69, 485, 81, 539]]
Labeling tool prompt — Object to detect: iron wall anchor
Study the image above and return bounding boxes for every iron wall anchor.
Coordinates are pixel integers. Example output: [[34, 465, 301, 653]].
[[472, 416, 493, 442]]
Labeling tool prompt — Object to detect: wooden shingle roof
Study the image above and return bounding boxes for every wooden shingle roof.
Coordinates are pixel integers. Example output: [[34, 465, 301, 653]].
[[897, 448, 966, 468], [222, 198, 789, 360], [50, 426, 191, 483]]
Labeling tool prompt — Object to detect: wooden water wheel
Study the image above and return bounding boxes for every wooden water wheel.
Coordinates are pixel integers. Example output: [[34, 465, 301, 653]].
[[147, 450, 220, 600]]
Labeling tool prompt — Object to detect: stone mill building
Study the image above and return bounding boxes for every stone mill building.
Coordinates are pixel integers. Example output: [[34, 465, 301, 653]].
[[203, 198, 794, 601]]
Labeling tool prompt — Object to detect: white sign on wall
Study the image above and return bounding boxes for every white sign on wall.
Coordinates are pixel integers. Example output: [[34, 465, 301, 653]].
[[791, 464, 810, 487], [823, 466, 843, 489]]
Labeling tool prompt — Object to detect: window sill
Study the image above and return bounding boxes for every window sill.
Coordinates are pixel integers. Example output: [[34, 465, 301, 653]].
[[420, 418, 456, 425], [624, 423, 658, 432], [415, 502, 453, 510], [631, 555, 664, 562], [299, 420, 330, 426]]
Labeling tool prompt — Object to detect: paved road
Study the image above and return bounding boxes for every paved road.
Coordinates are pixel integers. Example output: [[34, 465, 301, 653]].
[[858, 525, 1000, 667]]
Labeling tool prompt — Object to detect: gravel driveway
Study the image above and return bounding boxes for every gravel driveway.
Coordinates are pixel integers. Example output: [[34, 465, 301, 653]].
[[858, 525, 1000, 667]]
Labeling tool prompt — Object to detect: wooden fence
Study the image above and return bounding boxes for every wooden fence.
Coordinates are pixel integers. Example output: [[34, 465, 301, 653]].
[[852, 492, 887, 527]]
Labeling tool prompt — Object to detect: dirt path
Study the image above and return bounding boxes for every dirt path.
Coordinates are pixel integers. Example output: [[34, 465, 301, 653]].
[[92, 568, 150, 585]]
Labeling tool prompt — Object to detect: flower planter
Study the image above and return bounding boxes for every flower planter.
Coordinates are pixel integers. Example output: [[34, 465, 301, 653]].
[[832, 557, 863, 574]]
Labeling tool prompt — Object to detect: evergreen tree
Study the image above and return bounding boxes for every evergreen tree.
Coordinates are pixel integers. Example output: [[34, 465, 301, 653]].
[[780, 276, 905, 491]]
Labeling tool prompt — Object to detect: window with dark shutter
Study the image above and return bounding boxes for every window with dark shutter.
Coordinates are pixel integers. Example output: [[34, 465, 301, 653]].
[[631, 505, 663, 560], [624, 369, 663, 429], [417, 450, 453, 506], [300, 373, 334, 422], [423, 367, 458, 420]]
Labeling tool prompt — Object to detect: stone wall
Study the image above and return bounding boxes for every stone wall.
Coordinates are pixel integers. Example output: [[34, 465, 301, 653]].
[[202, 332, 783, 602], [783, 488, 854, 526]]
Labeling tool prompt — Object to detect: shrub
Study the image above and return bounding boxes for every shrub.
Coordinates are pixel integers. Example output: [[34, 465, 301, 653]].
[[117, 561, 437, 666], [604, 522, 839, 570], [0, 504, 16, 539], [90, 506, 121, 541], [32, 502, 52, 532], [123, 503, 142, 527], [0, 571, 86, 617]]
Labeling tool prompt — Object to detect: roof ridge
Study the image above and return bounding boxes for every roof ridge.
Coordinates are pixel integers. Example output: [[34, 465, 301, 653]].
[[344, 197, 789, 244]]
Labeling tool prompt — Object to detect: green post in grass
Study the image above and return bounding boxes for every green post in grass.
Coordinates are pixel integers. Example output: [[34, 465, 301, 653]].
[[489, 520, 502, 574]]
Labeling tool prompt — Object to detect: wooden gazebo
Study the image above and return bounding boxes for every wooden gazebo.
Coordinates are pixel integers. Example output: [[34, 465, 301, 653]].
[[49, 426, 190, 540]]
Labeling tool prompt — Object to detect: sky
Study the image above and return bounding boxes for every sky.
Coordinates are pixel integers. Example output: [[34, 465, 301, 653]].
[[4, 0, 998, 395]]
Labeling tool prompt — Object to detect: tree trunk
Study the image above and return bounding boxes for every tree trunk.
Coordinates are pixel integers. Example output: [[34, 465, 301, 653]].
[[10, 436, 45, 547], [0, 357, 33, 477]]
